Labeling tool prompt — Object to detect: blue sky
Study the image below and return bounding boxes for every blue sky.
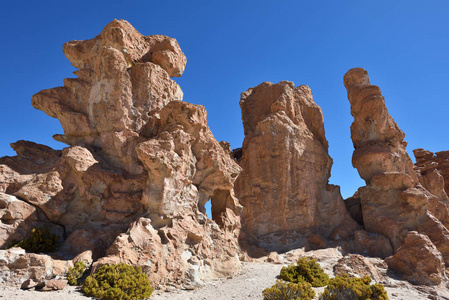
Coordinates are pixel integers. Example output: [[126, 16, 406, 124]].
[[1, 1, 448, 199]]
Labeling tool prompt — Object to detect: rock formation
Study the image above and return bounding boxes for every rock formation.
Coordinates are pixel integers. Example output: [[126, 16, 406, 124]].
[[0, 19, 242, 288], [344, 68, 449, 284], [385, 231, 446, 286], [414, 148, 449, 201], [234, 81, 358, 252]]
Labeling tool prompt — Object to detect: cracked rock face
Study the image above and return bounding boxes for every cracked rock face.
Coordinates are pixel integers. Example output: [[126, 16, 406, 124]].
[[31, 19, 185, 175], [414, 148, 449, 202], [0, 20, 242, 288], [234, 81, 358, 252], [345, 68, 449, 285]]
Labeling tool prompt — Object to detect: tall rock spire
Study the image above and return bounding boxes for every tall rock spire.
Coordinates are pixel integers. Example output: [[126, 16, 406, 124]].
[[235, 81, 358, 252]]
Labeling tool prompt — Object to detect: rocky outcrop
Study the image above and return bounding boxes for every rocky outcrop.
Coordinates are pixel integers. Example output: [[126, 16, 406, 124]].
[[354, 230, 393, 259], [0, 247, 71, 286], [31, 19, 185, 175], [235, 81, 358, 252], [344, 68, 449, 284], [414, 148, 449, 203], [385, 231, 446, 286], [0, 20, 242, 288], [334, 254, 387, 283]]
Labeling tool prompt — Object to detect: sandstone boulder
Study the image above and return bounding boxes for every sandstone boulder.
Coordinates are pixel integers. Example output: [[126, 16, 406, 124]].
[[334, 254, 386, 283], [39, 279, 67, 291], [0, 248, 71, 286], [385, 231, 446, 286]]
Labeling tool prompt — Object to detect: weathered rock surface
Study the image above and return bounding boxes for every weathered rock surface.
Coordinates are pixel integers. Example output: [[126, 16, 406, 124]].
[[0, 19, 242, 288], [39, 279, 68, 291], [334, 253, 386, 283], [235, 81, 358, 252], [344, 68, 449, 284], [354, 230, 393, 259], [31, 19, 185, 174], [414, 148, 449, 203], [344, 192, 363, 225], [0, 247, 71, 286], [385, 231, 446, 286]]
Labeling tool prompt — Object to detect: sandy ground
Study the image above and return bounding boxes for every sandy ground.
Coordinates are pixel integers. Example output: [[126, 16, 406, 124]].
[[152, 262, 283, 300], [0, 254, 445, 300]]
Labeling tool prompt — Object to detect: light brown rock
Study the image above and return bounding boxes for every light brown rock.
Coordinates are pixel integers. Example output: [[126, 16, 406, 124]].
[[39, 279, 67, 291], [334, 254, 386, 283], [97, 216, 241, 288], [31, 19, 186, 174], [344, 68, 449, 283], [414, 148, 449, 197], [413, 149, 449, 229], [354, 230, 393, 259], [0, 249, 70, 286], [235, 81, 358, 252], [385, 231, 446, 286], [265, 252, 283, 264], [344, 192, 363, 225], [0, 20, 242, 288]]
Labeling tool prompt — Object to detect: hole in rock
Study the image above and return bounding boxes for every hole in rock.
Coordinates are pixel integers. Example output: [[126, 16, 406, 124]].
[[5, 183, 21, 195], [157, 230, 169, 245], [205, 200, 212, 219], [344, 195, 364, 226], [198, 189, 234, 228], [1, 217, 15, 225], [0, 199, 7, 209]]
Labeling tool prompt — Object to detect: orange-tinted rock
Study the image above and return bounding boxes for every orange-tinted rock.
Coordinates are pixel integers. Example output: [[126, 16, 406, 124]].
[[334, 254, 386, 283], [31, 20, 185, 174], [0, 20, 242, 288], [385, 231, 446, 286], [0, 192, 63, 249], [413, 148, 449, 228], [344, 192, 363, 225], [344, 68, 449, 283], [235, 81, 358, 251], [354, 230, 393, 259], [414, 149, 449, 197], [0, 248, 71, 286], [39, 279, 67, 291], [97, 216, 241, 288]]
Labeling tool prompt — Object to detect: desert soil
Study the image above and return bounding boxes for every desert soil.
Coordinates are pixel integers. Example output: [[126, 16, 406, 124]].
[[0, 259, 438, 300]]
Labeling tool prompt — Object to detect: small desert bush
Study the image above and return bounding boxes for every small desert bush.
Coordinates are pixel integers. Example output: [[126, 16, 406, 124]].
[[280, 257, 329, 287], [13, 227, 59, 253], [82, 263, 153, 300], [262, 280, 315, 300], [319, 273, 389, 300], [67, 261, 87, 286]]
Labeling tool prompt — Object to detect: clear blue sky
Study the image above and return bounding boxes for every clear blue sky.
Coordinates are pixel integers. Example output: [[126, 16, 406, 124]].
[[1, 1, 448, 199]]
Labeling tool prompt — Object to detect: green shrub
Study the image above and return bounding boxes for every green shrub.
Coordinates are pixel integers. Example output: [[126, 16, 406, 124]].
[[319, 273, 389, 300], [263, 280, 315, 300], [82, 263, 153, 300], [13, 227, 60, 253], [67, 261, 87, 286], [280, 257, 329, 287]]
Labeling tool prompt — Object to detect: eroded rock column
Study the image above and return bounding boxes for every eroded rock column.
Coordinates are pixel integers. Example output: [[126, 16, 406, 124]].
[[344, 68, 449, 285], [235, 81, 357, 252]]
